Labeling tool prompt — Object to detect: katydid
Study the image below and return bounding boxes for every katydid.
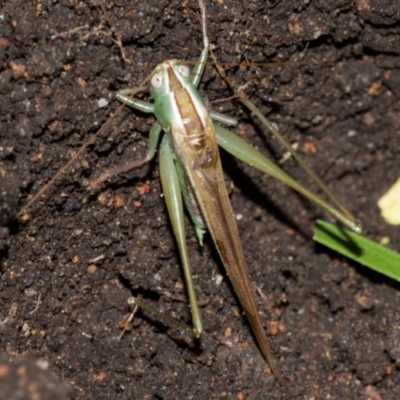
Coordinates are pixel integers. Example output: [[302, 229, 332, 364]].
[[88, 0, 361, 387]]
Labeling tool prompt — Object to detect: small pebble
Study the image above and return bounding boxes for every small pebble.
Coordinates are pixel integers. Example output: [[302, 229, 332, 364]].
[[97, 98, 109, 108]]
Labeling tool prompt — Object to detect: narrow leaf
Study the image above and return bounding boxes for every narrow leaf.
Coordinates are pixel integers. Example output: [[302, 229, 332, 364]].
[[313, 219, 400, 281]]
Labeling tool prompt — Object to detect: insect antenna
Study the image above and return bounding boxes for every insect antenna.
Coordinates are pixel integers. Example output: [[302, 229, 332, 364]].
[[17, 68, 157, 218]]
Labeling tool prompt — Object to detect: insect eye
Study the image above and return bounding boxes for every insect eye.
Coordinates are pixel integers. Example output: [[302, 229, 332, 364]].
[[177, 65, 190, 77], [151, 73, 163, 89]]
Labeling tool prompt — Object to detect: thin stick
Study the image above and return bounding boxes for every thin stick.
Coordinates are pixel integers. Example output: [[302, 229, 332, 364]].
[[98, 0, 130, 64]]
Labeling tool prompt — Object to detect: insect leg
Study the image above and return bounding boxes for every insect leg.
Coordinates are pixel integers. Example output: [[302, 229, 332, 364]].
[[116, 89, 154, 114], [215, 123, 360, 232], [189, 0, 209, 88], [209, 110, 237, 127], [159, 135, 203, 337], [91, 122, 162, 188]]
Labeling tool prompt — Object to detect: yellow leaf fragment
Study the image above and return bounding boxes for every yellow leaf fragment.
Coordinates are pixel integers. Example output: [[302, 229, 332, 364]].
[[377, 177, 400, 225]]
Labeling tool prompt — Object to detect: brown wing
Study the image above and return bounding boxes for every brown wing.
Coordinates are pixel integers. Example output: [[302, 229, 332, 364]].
[[172, 119, 286, 386]]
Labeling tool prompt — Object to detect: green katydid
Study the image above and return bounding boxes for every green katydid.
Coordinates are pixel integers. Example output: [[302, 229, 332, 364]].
[[89, 0, 361, 387]]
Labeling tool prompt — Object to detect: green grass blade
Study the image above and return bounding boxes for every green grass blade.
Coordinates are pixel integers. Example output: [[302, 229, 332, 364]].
[[313, 219, 400, 281]]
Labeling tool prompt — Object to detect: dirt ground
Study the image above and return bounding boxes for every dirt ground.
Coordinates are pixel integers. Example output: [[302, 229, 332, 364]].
[[1, 0, 400, 399]]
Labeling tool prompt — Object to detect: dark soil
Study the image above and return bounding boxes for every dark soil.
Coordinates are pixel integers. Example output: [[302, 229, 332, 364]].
[[1, 0, 400, 399]]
